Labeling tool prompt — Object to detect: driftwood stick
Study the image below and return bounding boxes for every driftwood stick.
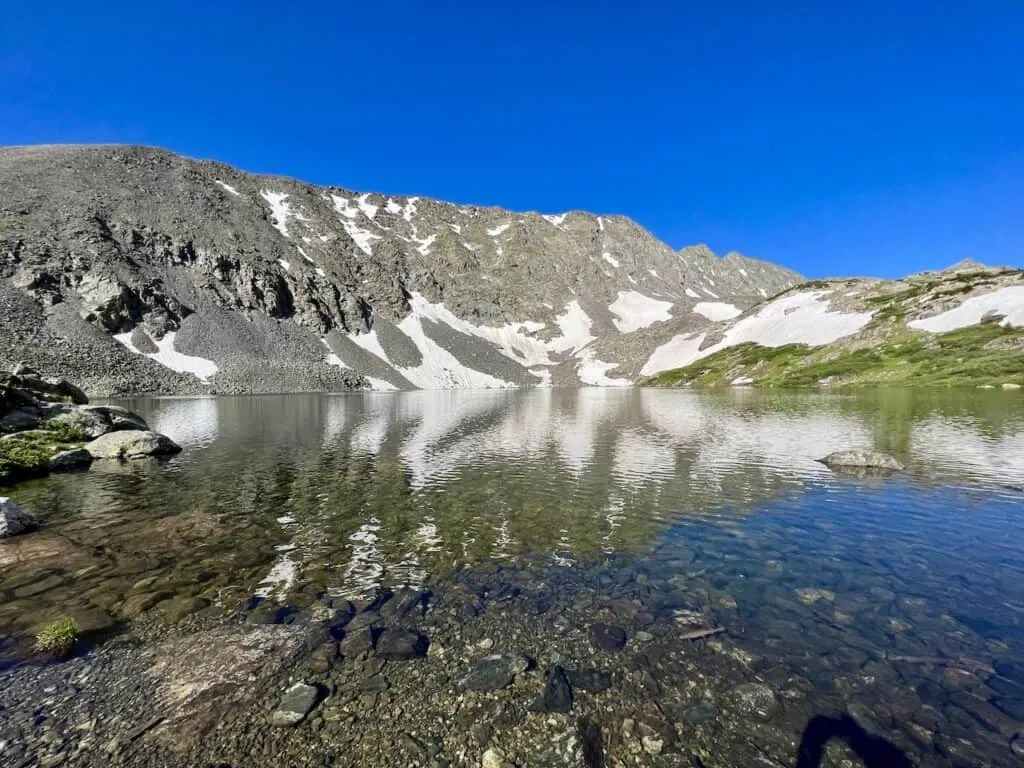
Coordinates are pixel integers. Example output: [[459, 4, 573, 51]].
[[680, 626, 727, 641]]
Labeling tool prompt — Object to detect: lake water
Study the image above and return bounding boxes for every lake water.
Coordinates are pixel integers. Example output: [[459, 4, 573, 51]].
[[2, 388, 1024, 766]]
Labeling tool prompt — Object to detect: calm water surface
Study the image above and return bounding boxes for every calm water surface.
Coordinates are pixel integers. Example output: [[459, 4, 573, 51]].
[[3, 388, 1024, 764]]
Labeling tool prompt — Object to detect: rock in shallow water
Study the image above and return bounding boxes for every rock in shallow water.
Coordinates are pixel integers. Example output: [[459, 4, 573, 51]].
[[459, 653, 530, 691], [533, 665, 573, 713], [566, 667, 612, 693], [591, 622, 627, 652], [0, 497, 39, 538], [730, 682, 779, 721], [817, 450, 904, 471], [49, 448, 93, 472], [375, 628, 428, 660], [85, 430, 182, 460], [270, 682, 320, 727]]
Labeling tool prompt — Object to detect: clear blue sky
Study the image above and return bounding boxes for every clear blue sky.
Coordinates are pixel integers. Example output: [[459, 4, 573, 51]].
[[2, 1, 1022, 278]]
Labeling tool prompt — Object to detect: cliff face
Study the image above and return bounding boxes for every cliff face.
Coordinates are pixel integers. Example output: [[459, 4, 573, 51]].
[[0, 145, 800, 395]]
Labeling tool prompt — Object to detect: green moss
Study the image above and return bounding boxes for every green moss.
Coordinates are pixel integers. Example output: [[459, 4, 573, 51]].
[[35, 617, 78, 657], [0, 425, 86, 484], [37, 419, 90, 442], [641, 323, 1024, 390]]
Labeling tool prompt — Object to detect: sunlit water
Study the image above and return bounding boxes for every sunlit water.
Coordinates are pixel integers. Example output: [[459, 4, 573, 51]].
[[2, 388, 1024, 762]]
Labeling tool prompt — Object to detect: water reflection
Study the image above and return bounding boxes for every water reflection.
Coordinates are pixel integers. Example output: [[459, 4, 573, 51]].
[[2, 388, 1022, 645]]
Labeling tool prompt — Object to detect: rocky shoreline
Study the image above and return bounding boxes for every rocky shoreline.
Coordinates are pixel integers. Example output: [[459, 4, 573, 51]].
[[0, 365, 180, 488], [3, 552, 1023, 768]]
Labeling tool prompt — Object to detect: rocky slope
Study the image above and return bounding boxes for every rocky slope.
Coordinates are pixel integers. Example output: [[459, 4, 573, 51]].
[[640, 261, 1024, 389], [0, 145, 800, 395]]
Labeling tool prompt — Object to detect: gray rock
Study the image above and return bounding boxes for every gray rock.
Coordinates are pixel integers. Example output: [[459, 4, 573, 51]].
[[81, 405, 149, 432], [535, 666, 572, 713], [0, 409, 41, 433], [339, 626, 376, 658], [375, 629, 428, 660], [817, 450, 904, 471], [0, 497, 39, 538], [459, 653, 530, 691], [45, 407, 112, 439], [85, 430, 182, 460], [730, 682, 779, 721], [591, 622, 627, 652], [270, 682, 320, 727], [49, 448, 93, 472]]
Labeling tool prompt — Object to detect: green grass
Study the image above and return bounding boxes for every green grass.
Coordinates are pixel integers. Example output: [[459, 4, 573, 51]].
[[0, 424, 88, 484], [641, 323, 1024, 390], [35, 617, 78, 657]]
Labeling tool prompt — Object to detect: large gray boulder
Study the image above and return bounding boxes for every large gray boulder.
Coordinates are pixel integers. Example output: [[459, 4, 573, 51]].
[[82, 405, 149, 432], [0, 497, 39, 538], [817, 450, 904, 471], [50, 448, 93, 472], [44, 407, 112, 439], [85, 430, 182, 460]]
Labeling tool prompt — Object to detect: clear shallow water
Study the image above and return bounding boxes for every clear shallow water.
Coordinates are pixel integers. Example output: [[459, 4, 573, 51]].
[[2, 388, 1024, 763]]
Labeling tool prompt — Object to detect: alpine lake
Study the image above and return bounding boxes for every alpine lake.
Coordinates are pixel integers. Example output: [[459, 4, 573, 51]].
[[1, 387, 1023, 768]]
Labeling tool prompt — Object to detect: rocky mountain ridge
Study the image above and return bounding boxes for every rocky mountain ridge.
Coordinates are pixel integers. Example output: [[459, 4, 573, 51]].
[[0, 144, 800, 395]]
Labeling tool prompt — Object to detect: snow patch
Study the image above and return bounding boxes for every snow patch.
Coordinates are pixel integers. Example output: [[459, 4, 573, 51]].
[[609, 291, 674, 333], [278, 259, 291, 271], [413, 233, 436, 256], [685, 288, 701, 299], [759, 287, 768, 298], [448, 223, 461, 234], [487, 223, 511, 237], [602, 252, 620, 268], [366, 377, 398, 391], [693, 301, 741, 321], [543, 213, 568, 227], [641, 333, 706, 376], [356, 193, 378, 219], [296, 246, 314, 263], [908, 286, 1024, 332], [342, 220, 380, 255], [577, 348, 631, 387], [597, 216, 604, 231], [315, 267, 326, 277], [739, 268, 748, 277], [703, 287, 720, 298], [549, 301, 596, 353], [215, 180, 240, 196], [403, 197, 419, 222], [648, 269, 659, 278], [385, 198, 402, 214], [261, 191, 303, 238], [114, 331, 218, 382]]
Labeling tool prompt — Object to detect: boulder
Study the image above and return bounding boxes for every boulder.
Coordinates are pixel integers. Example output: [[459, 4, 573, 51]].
[[817, 450, 904, 471], [0, 408, 41, 433], [86, 430, 182, 460], [82, 405, 149, 431], [591, 622, 628, 651], [50, 448, 93, 472], [45, 407, 112, 439], [375, 628, 428, 660], [534, 665, 572, 713], [0, 497, 39, 538]]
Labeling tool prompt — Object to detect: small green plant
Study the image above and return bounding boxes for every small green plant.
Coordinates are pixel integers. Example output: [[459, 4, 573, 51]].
[[35, 617, 78, 657], [38, 419, 89, 442], [0, 434, 54, 483]]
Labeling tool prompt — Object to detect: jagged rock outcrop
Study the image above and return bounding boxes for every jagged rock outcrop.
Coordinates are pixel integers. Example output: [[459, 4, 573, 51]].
[[0, 144, 800, 395]]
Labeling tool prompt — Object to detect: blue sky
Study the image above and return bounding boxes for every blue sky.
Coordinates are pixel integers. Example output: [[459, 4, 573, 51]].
[[2, 1, 1022, 278]]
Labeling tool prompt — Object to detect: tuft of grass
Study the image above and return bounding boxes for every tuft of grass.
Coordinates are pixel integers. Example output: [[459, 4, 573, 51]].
[[37, 419, 90, 442], [35, 617, 78, 657]]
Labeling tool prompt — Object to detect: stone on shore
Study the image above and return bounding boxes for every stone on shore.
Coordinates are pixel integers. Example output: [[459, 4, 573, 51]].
[[817, 449, 904, 471], [270, 682, 320, 727], [0, 497, 39, 538], [49, 448, 93, 472], [86, 430, 182, 460]]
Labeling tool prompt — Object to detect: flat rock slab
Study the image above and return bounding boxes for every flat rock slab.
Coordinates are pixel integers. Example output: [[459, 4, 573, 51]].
[[459, 653, 530, 691], [375, 628, 428, 660], [86, 430, 182, 460], [144, 624, 308, 749], [0, 497, 39, 538], [817, 450, 904, 471], [270, 682, 320, 727]]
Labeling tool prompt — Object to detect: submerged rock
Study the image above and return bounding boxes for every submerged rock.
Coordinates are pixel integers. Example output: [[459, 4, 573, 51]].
[[459, 653, 530, 691], [375, 628, 428, 660], [566, 667, 612, 693], [0, 497, 39, 538], [817, 449, 905, 471], [730, 682, 779, 721], [86, 430, 182, 460], [270, 682, 320, 727], [534, 665, 573, 713], [591, 623, 627, 652]]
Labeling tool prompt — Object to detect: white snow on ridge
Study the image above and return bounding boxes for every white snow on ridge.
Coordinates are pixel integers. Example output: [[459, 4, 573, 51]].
[[602, 252, 620, 268], [543, 213, 568, 227], [215, 180, 240, 196], [385, 198, 402, 215], [640, 333, 706, 376], [693, 301, 741, 321], [597, 216, 604, 231], [403, 197, 419, 222], [487, 223, 511, 237], [739, 268, 748, 278], [342, 220, 380, 255], [703, 287, 720, 298], [278, 259, 291, 271], [262, 191, 300, 238], [685, 288, 701, 299], [649, 269, 659, 279], [640, 291, 873, 376], [413, 233, 436, 256], [908, 286, 1024, 332], [357, 193, 378, 220], [548, 300, 596, 354], [114, 331, 219, 382], [609, 291, 674, 333]]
